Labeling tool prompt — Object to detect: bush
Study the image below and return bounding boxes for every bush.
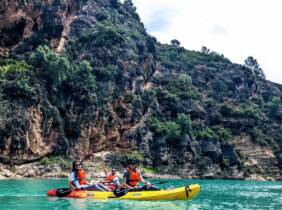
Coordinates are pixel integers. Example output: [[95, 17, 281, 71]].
[[156, 88, 180, 103], [195, 128, 219, 141], [216, 127, 232, 143], [148, 117, 181, 138], [212, 79, 227, 100], [65, 60, 97, 103], [93, 24, 125, 47], [40, 156, 71, 171], [142, 89, 156, 105], [126, 151, 145, 163], [95, 10, 109, 21], [171, 39, 181, 46], [30, 46, 97, 103], [141, 167, 159, 174], [242, 104, 262, 120], [250, 128, 277, 148], [266, 97, 282, 120], [132, 95, 143, 110], [176, 113, 192, 135], [95, 65, 119, 81], [30, 45, 73, 87], [0, 59, 31, 75], [220, 103, 262, 120], [170, 74, 192, 91], [0, 59, 37, 101], [148, 113, 193, 139], [220, 103, 234, 117]]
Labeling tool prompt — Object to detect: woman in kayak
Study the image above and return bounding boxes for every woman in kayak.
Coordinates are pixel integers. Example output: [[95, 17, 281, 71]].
[[69, 161, 110, 191], [123, 160, 160, 191]]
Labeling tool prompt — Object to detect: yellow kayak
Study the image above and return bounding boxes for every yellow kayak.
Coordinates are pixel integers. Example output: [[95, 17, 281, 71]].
[[47, 184, 200, 201]]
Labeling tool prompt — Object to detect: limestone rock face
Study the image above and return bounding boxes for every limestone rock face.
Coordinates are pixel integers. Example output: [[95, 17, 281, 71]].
[[0, 0, 282, 180]]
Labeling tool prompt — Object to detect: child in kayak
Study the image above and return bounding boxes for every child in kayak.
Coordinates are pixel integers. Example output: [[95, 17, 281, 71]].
[[123, 160, 160, 191], [99, 164, 120, 190], [69, 161, 110, 191]]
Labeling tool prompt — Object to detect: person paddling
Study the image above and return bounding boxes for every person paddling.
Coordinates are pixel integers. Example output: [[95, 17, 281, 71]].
[[123, 160, 160, 191], [69, 161, 110, 191], [100, 165, 120, 190]]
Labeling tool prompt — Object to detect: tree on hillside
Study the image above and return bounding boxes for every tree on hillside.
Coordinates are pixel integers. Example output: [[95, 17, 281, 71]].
[[201, 46, 210, 54], [124, 0, 136, 11], [244, 56, 265, 79], [171, 39, 181, 47]]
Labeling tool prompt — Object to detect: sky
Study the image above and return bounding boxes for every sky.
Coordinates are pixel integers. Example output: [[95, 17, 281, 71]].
[[131, 0, 282, 84]]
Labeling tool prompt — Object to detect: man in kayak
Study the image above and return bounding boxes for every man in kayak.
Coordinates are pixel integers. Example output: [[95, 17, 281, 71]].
[[69, 161, 110, 191], [100, 165, 120, 190], [123, 160, 160, 191]]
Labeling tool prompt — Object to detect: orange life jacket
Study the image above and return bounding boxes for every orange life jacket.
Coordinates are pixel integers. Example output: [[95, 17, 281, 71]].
[[104, 173, 116, 183], [127, 168, 141, 187], [77, 169, 87, 185]]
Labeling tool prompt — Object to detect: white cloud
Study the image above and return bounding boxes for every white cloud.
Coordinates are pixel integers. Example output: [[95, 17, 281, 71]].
[[133, 0, 282, 84]]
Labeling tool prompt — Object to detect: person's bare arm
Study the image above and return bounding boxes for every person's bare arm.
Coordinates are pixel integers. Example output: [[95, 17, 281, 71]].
[[123, 182, 134, 188], [102, 163, 108, 175], [139, 171, 151, 187]]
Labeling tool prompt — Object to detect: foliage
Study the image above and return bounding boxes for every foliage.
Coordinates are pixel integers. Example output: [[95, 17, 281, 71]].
[[64, 60, 97, 103], [0, 59, 31, 75], [244, 56, 265, 79], [30, 45, 97, 103], [148, 117, 181, 138], [195, 128, 219, 141], [30, 45, 73, 87], [265, 97, 282, 120], [141, 167, 159, 174], [125, 151, 145, 162], [195, 127, 232, 143], [170, 74, 192, 91], [212, 79, 227, 100], [220, 103, 262, 120], [95, 65, 119, 81], [250, 128, 277, 148], [158, 44, 231, 70], [40, 156, 71, 171], [132, 95, 143, 110], [124, 0, 136, 11], [95, 10, 109, 21], [155, 74, 199, 102], [92, 23, 126, 47], [171, 39, 181, 47], [148, 113, 192, 139], [176, 113, 192, 135], [201, 46, 210, 54], [0, 59, 37, 101], [216, 127, 232, 143]]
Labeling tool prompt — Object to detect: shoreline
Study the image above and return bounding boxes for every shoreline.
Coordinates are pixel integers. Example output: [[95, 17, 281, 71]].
[[1, 157, 280, 181], [0, 171, 280, 182]]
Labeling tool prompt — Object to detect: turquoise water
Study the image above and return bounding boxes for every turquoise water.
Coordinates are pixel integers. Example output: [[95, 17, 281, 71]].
[[0, 179, 282, 210]]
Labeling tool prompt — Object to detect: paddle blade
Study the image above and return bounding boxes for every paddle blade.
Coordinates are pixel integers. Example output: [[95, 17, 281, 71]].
[[113, 188, 129, 197], [56, 188, 72, 197]]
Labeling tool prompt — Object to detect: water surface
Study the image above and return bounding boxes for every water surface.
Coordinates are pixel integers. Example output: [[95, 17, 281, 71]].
[[0, 179, 281, 210]]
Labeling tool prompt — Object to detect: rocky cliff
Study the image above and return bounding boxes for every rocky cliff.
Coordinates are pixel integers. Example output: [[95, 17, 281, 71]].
[[0, 0, 281, 180]]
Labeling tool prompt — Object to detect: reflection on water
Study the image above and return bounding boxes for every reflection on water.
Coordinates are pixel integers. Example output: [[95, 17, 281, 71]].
[[0, 179, 282, 210]]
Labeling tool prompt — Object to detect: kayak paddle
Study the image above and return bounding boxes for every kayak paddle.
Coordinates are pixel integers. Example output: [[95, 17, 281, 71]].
[[112, 181, 166, 198], [56, 188, 73, 197]]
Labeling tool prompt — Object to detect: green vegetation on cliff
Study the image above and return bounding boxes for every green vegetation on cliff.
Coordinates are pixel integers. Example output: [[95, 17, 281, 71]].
[[0, 0, 281, 180]]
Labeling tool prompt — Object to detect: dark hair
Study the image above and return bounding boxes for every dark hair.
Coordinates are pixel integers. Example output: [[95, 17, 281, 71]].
[[72, 161, 81, 179], [128, 159, 137, 165]]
